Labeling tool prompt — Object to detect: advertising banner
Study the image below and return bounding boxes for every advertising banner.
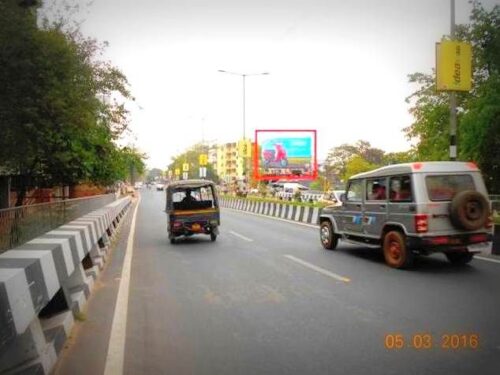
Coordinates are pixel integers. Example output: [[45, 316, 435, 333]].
[[253, 129, 317, 181], [436, 41, 472, 91]]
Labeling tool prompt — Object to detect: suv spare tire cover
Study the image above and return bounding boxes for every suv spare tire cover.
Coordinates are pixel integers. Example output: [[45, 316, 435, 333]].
[[449, 190, 489, 231]]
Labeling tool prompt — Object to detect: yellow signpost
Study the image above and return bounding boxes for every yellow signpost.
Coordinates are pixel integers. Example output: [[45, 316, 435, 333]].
[[436, 40, 472, 92], [182, 163, 190, 172], [238, 139, 252, 158], [174, 168, 180, 176], [199, 154, 208, 166]]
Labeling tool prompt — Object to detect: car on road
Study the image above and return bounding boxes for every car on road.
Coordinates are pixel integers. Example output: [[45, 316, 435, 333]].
[[319, 162, 493, 269], [318, 190, 345, 206], [156, 183, 165, 191]]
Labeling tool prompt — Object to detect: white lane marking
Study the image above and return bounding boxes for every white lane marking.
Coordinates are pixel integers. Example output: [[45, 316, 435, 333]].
[[284, 254, 351, 283], [223, 207, 318, 229], [225, 208, 500, 266], [229, 230, 254, 242], [103, 196, 141, 375], [476, 256, 500, 264]]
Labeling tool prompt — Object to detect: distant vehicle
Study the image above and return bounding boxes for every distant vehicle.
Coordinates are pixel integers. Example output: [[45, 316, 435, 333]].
[[134, 182, 143, 189], [319, 162, 493, 269], [318, 190, 345, 206], [283, 182, 308, 194], [156, 183, 165, 191]]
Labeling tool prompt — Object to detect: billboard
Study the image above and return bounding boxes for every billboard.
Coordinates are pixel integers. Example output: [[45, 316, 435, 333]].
[[253, 129, 317, 181], [436, 41, 472, 92]]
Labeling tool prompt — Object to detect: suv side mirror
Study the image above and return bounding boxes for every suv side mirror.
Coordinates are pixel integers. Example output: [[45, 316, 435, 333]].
[[340, 193, 346, 203]]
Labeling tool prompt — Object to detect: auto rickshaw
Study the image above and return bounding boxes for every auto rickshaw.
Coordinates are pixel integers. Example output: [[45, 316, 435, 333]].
[[165, 179, 220, 244]]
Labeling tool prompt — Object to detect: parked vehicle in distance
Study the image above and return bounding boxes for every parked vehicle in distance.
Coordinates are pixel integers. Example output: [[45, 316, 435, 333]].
[[319, 162, 493, 269], [165, 180, 220, 244], [318, 190, 345, 206], [156, 183, 165, 191]]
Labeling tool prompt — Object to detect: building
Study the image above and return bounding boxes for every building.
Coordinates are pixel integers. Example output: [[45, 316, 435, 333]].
[[216, 142, 238, 183], [215, 141, 254, 183]]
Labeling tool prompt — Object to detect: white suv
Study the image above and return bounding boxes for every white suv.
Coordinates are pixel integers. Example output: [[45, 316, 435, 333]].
[[319, 162, 493, 268]]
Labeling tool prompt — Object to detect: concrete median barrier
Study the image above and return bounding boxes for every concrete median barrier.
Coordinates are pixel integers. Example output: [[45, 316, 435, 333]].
[[0, 196, 131, 375], [220, 197, 321, 225]]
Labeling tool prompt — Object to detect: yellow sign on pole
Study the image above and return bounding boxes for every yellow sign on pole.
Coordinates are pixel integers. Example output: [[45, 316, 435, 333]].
[[238, 139, 252, 158], [436, 41, 472, 91], [199, 154, 208, 166], [182, 163, 190, 172], [174, 168, 180, 176]]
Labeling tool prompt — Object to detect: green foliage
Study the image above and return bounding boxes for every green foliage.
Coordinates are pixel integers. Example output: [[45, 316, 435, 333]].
[[325, 140, 385, 178], [383, 150, 416, 165], [324, 140, 404, 183], [404, 2, 500, 192], [309, 175, 330, 191], [0, 2, 140, 202], [168, 143, 219, 181], [342, 155, 378, 181]]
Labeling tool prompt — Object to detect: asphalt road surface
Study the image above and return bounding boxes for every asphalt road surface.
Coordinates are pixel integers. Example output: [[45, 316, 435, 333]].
[[55, 189, 500, 375]]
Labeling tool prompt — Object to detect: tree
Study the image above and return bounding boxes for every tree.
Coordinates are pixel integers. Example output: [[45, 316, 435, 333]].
[[383, 150, 416, 165], [168, 143, 219, 182], [342, 155, 378, 181], [404, 1, 500, 192], [0, 1, 137, 205], [324, 140, 385, 185]]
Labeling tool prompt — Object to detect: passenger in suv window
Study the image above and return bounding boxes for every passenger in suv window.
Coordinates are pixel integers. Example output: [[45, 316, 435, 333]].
[[368, 180, 386, 200], [390, 176, 412, 202]]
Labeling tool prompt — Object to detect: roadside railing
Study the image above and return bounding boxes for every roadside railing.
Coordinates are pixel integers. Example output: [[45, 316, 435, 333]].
[[0, 194, 116, 254]]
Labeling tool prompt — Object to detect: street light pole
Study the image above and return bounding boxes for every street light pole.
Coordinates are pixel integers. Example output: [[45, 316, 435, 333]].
[[242, 75, 246, 139], [218, 70, 269, 179], [449, 0, 457, 161]]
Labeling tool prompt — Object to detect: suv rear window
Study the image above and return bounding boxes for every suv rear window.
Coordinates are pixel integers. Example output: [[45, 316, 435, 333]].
[[425, 175, 475, 201]]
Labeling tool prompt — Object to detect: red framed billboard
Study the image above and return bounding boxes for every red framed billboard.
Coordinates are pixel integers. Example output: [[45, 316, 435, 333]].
[[253, 129, 318, 181]]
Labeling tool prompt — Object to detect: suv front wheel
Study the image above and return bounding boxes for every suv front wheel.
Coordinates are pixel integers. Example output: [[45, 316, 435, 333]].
[[320, 221, 338, 250], [383, 230, 414, 269]]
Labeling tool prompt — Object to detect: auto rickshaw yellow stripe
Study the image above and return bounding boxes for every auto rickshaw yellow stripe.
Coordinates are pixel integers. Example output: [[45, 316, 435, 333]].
[[172, 209, 218, 215]]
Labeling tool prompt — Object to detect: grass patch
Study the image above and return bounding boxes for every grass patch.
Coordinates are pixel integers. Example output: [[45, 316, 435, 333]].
[[221, 195, 328, 208]]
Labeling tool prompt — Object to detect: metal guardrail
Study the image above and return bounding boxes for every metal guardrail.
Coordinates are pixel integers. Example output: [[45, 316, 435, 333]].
[[0, 194, 116, 254]]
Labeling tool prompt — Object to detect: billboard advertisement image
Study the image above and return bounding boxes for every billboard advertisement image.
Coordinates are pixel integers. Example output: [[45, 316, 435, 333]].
[[253, 129, 317, 181]]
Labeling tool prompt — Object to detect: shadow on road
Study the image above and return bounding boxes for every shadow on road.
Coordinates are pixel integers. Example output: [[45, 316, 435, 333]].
[[169, 236, 218, 248], [334, 245, 480, 274]]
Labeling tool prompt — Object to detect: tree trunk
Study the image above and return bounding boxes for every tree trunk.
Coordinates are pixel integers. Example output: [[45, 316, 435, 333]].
[[15, 178, 27, 207], [0, 176, 10, 209]]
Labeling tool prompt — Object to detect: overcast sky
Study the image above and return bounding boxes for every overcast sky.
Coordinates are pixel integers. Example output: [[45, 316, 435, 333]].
[[44, 0, 499, 169]]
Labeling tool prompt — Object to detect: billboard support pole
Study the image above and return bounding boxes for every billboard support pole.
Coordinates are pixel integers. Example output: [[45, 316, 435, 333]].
[[449, 0, 457, 161], [242, 74, 246, 177]]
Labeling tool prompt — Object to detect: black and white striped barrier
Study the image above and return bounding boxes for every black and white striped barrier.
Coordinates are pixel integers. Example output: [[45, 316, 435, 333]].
[[221, 197, 321, 225], [0, 197, 131, 375], [275, 192, 322, 202]]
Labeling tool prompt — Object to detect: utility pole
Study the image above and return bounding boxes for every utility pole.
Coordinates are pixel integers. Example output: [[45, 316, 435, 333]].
[[449, 0, 457, 161]]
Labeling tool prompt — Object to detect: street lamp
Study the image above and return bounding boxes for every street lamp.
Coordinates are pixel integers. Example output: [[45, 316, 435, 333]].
[[217, 70, 269, 178]]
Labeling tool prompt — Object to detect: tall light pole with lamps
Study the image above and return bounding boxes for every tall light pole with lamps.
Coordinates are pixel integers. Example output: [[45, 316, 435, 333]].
[[218, 70, 269, 182]]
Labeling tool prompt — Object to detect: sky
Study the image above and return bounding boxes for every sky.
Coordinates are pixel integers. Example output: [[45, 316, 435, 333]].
[[42, 0, 499, 169]]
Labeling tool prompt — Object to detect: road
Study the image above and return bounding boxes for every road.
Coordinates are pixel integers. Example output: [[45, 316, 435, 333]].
[[55, 189, 500, 375]]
